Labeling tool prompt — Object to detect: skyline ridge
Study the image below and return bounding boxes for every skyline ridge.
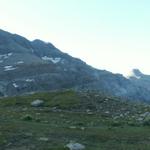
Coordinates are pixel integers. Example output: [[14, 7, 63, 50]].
[[1, 0, 150, 75], [0, 28, 147, 76]]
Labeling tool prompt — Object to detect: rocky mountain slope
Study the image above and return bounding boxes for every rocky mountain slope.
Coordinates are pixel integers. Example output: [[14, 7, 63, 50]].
[[128, 69, 150, 92], [0, 29, 150, 102]]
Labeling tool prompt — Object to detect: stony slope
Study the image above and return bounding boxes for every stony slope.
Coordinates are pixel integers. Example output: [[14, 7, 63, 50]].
[[0, 29, 150, 102], [0, 90, 150, 150]]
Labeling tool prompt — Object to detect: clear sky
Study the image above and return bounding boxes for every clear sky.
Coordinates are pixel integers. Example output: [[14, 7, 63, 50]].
[[0, 0, 150, 75]]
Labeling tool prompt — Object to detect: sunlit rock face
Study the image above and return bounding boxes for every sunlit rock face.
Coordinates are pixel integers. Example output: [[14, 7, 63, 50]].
[[127, 69, 150, 92], [126, 69, 143, 79], [0, 29, 150, 102]]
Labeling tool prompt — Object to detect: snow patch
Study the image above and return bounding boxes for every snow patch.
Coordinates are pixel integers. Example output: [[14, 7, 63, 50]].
[[0, 53, 13, 60], [13, 83, 19, 88], [133, 75, 141, 79], [42, 56, 61, 63], [16, 61, 24, 64], [26, 79, 34, 82], [4, 66, 16, 71], [8, 53, 13, 56]]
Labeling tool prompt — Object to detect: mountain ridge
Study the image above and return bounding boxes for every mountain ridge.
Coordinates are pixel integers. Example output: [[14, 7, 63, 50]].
[[0, 29, 150, 102]]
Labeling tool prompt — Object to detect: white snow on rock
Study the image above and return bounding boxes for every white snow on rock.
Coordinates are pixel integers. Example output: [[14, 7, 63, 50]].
[[13, 83, 19, 88], [4, 66, 16, 71], [134, 76, 141, 79], [42, 56, 61, 63], [126, 73, 141, 79], [0, 53, 13, 60], [26, 79, 34, 82], [7, 53, 13, 56], [41, 56, 52, 61], [16, 61, 24, 64], [0, 54, 8, 59], [66, 142, 85, 150]]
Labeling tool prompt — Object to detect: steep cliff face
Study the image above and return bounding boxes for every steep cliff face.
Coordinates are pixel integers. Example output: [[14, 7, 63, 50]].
[[0, 29, 150, 102]]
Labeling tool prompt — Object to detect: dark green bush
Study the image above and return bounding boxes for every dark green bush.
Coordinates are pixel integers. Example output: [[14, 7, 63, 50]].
[[111, 120, 123, 127], [143, 118, 150, 126], [22, 114, 33, 121]]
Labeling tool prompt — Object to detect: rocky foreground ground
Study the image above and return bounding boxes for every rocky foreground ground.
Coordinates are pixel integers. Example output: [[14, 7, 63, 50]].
[[0, 90, 150, 150]]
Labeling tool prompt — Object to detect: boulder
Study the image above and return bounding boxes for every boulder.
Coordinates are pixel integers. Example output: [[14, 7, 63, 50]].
[[66, 142, 85, 150], [31, 99, 44, 107]]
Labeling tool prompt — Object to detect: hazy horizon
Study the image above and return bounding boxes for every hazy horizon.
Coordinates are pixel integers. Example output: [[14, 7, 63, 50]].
[[0, 0, 150, 75]]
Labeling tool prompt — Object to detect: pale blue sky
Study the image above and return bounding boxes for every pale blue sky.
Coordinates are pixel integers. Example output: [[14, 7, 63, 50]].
[[0, 0, 150, 75]]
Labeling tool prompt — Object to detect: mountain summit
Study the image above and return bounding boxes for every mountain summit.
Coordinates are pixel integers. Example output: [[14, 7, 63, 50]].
[[127, 69, 150, 93], [127, 69, 143, 79], [132, 69, 143, 77], [0, 29, 150, 102]]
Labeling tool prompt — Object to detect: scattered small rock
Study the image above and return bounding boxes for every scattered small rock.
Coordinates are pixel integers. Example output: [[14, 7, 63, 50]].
[[39, 137, 49, 142], [140, 112, 150, 118], [24, 132, 33, 137], [69, 126, 77, 129], [104, 98, 109, 101], [137, 117, 143, 122], [22, 107, 28, 111], [120, 114, 124, 117], [36, 113, 41, 115], [80, 127, 85, 130], [105, 111, 110, 114]]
